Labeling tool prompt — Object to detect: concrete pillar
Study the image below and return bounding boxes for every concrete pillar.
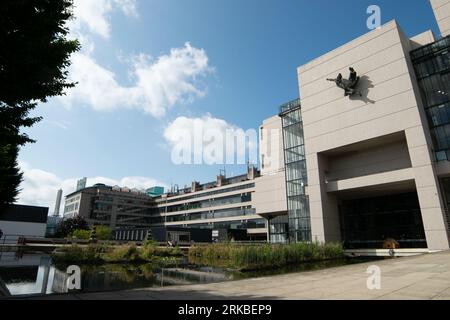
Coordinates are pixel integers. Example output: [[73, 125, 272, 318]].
[[306, 153, 341, 243], [405, 127, 450, 250]]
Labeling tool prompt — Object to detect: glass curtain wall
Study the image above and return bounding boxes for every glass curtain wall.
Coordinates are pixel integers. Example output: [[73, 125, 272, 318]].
[[278, 99, 311, 243], [411, 36, 450, 161]]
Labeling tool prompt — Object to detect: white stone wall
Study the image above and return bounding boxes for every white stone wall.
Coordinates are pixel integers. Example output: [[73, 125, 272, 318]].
[[297, 20, 450, 250], [431, 0, 450, 37]]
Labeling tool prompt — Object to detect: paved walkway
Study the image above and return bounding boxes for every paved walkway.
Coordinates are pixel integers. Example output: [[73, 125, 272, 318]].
[[32, 251, 450, 300]]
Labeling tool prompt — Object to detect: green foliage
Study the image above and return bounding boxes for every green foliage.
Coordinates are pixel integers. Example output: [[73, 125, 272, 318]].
[[51, 242, 184, 264], [52, 244, 101, 264], [55, 216, 89, 238], [142, 239, 159, 247], [189, 242, 344, 270], [103, 244, 140, 263], [0, 145, 21, 212], [71, 229, 90, 240], [95, 225, 112, 240], [0, 0, 80, 206]]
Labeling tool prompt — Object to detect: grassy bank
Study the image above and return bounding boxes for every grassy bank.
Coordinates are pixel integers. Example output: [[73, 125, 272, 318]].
[[188, 242, 344, 270], [51, 241, 183, 265]]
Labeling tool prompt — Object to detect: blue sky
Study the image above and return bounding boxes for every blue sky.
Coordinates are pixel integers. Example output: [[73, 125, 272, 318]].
[[18, 0, 441, 210]]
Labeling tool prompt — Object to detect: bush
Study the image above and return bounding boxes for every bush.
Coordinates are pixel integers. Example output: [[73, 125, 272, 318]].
[[71, 229, 90, 240], [51, 241, 185, 265], [103, 244, 140, 262], [52, 244, 100, 264], [188, 242, 344, 270], [96, 225, 112, 240]]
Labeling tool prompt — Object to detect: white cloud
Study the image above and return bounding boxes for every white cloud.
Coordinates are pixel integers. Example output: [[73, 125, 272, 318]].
[[71, 0, 138, 39], [63, 43, 212, 117], [17, 162, 167, 213], [163, 114, 258, 165]]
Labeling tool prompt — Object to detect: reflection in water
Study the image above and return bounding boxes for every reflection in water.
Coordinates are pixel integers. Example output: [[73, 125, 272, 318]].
[[0, 252, 380, 297]]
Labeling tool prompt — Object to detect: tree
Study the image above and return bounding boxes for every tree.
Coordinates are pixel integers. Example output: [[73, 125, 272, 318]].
[[0, 0, 80, 208], [55, 216, 89, 238]]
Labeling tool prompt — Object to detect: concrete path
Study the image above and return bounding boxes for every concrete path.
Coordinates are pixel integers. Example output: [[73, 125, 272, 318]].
[[28, 251, 450, 300]]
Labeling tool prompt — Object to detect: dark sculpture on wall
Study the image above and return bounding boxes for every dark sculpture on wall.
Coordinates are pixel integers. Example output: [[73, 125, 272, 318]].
[[327, 67, 362, 97]]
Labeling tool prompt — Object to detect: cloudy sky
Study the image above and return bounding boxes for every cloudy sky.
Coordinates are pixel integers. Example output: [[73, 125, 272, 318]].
[[18, 0, 440, 212]]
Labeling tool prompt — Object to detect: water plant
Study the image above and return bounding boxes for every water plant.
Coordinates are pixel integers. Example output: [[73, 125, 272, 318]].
[[51, 241, 184, 265], [188, 242, 344, 270]]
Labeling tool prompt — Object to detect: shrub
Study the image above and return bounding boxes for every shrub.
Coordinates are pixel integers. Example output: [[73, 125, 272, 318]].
[[103, 244, 140, 262], [188, 242, 344, 270], [51, 244, 100, 264], [96, 225, 112, 240], [71, 229, 90, 240]]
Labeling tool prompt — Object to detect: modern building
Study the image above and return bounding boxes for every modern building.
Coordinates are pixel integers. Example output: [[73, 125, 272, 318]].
[[151, 167, 269, 241], [258, 0, 450, 251], [63, 183, 155, 228], [53, 189, 62, 216], [61, 0, 450, 251], [64, 167, 283, 241]]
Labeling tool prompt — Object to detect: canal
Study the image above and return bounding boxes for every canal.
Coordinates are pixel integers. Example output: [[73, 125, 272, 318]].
[[0, 251, 380, 298]]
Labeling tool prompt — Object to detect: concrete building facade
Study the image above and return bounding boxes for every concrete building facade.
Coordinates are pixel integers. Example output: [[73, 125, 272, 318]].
[[431, 0, 450, 37], [64, 184, 155, 228], [258, 1, 450, 250], [152, 167, 268, 241], [63, 168, 278, 241]]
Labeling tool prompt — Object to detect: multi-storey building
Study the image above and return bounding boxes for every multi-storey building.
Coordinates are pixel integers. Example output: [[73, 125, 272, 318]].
[[63, 184, 155, 228], [63, 0, 450, 250], [63, 167, 281, 241], [259, 0, 450, 251], [150, 167, 268, 240]]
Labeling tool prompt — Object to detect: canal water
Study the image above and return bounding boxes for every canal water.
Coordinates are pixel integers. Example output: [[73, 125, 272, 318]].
[[0, 251, 379, 298]]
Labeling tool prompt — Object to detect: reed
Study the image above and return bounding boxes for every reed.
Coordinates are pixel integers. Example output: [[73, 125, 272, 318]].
[[188, 242, 344, 270]]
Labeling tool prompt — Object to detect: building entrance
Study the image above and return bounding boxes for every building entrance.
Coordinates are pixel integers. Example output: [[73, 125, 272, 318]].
[[339, 192, 427, 249]]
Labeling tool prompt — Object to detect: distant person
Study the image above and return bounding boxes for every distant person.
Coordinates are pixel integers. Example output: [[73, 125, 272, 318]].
[[0, 229, 3, 240]]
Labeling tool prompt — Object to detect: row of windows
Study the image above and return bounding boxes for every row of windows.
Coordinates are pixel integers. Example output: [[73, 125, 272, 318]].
[[411, 36, 450, 61], [182, 219, 266, 230], [158, 193, 252, 214], [161, 183, 255, 204], [160, 207, 256, 223], [414, 52, 450, 80], [66, 196, 80, 204], [418, 72, 450, 108], [64, 202, 79, 213]]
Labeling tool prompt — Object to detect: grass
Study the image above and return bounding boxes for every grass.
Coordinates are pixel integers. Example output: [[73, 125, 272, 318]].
[[188, 242, 344, 270], [51, 241, 183, 265]]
